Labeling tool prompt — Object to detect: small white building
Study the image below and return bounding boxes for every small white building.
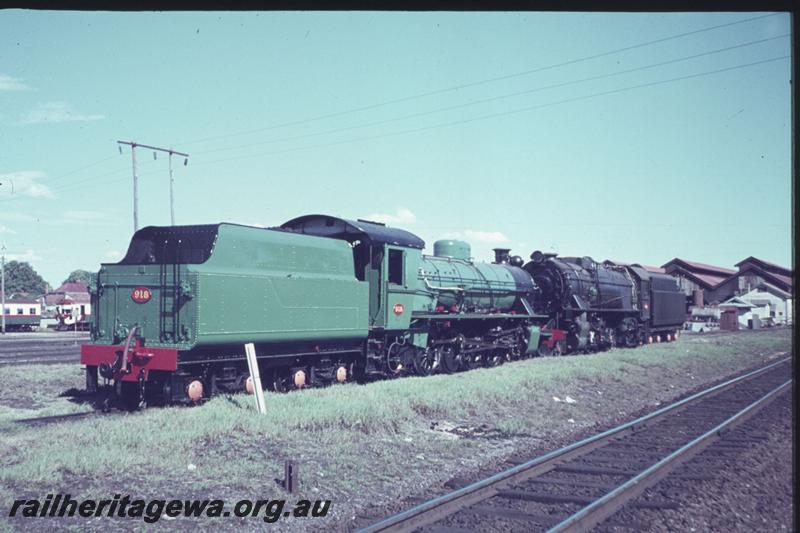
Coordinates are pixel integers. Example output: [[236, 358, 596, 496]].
[[719, 285, 792, 328]]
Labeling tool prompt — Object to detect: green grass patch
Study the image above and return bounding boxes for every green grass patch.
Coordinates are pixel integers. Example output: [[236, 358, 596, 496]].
[[0, 328, 791, 530]]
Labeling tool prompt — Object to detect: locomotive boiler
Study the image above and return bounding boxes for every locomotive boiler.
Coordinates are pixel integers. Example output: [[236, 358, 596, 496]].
[[404, 239, 543, 374]]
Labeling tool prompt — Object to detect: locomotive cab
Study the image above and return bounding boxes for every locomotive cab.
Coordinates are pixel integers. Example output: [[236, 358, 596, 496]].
[[281, 214, 425, 332]]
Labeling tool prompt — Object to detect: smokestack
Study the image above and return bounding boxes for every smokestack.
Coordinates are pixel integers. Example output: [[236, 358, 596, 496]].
[[493, 248, 511, 264]]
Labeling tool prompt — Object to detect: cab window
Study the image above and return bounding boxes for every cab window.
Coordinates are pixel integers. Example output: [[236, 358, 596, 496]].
[[388, 249, 404, 285]]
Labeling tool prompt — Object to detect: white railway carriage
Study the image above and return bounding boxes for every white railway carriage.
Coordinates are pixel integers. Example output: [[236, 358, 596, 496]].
[[1, 301, 42, 331]]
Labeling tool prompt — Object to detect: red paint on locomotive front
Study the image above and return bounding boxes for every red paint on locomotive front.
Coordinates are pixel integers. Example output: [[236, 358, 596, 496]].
[[81, 342, 178, 382]]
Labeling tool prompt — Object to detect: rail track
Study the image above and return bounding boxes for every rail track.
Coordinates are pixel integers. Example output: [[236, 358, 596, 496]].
[[359, 355, 792, 533], [14, 411, 100, 426], [0, 335, 85, 366]]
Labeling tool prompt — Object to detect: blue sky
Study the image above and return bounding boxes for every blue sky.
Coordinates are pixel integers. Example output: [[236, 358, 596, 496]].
[[0, 11, 792, 287]]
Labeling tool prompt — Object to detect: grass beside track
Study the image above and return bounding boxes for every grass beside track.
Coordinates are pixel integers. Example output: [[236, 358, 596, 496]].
[[0, 327, 792, 532]]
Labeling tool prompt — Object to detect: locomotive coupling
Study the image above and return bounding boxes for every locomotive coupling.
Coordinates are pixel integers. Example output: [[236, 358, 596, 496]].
[[99, 326, 140, 379]]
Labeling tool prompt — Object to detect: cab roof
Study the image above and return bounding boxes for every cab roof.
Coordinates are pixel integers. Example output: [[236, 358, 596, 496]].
[[280, 214, 425, 249]]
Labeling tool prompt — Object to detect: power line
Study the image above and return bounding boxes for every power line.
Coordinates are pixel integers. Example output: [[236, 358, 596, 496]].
[[0, 155, 118, 203], [0, 54, 787, 199], [0, 153, 164, 203], [50, 155, 163, 194], [34, 155, 118, 186], [190, 55, 789, 168], [1, 15, 784, 203], [190, 34, 789, 158], [0, 167, 125, 203], [176, 13, 783, 147]]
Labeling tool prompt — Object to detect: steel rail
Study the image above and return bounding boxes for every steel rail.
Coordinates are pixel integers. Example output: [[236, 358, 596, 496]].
[[14, 411, 100, 426], [358, 355, 790, 533], [0, 354, 80, 365], [548, 377, 793, 532]]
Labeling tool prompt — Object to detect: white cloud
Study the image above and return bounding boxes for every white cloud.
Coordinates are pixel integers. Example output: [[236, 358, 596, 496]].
[[0, 171, 54, 198], [441, 229, 510, 245], [21, 102, 105, 124], [0, 212, 36, 223], [7, 249, 42, 263], [0, 224, 16, 234], [364, 207, 417, 225], [0, 74, 28, 91], [464, 230, 509, 244], [105, 250, 123, 260]]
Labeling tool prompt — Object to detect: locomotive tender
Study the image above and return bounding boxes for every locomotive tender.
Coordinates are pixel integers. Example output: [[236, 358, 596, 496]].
[[81, 215, 548, 407]]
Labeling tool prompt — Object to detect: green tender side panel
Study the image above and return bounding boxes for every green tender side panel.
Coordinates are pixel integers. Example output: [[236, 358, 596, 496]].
[[194, 224, 369, 344]]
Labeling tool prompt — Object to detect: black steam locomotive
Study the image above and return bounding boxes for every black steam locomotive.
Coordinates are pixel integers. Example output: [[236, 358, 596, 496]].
[[523, 251, 685, 354]]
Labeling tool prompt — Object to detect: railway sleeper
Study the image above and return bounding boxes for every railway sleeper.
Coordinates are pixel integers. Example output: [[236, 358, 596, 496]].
[[422, 525, 478, 533], [554, 464, 638, 476], [465, 504, 569, 524], [584, 449, 668, 461], [496, 489, 678, 510], [524, 476, 621, 490]]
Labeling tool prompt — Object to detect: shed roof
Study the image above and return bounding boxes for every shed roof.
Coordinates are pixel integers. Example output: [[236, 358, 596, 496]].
[[661, 258, 736, 276], [731, 265, 793, 292], [735, 256, 792, 276], [667, 266, 730, 289], [57, 293, 91, 304], [719, 297, 755, 309], [51, 281, 89, 294]]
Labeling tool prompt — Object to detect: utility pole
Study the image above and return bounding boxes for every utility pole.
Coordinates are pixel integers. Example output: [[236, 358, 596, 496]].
[[1, 247, 6, 335], [118, 141, 189, 228], [169, 152, 176, 225]]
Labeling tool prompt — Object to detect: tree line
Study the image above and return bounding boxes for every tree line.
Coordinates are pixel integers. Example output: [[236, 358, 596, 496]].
[[1, 261, 93, 298]]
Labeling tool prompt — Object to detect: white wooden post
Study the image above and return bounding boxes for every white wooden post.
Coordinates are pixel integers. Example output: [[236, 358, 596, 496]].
[[244, 343, 266, 414]]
